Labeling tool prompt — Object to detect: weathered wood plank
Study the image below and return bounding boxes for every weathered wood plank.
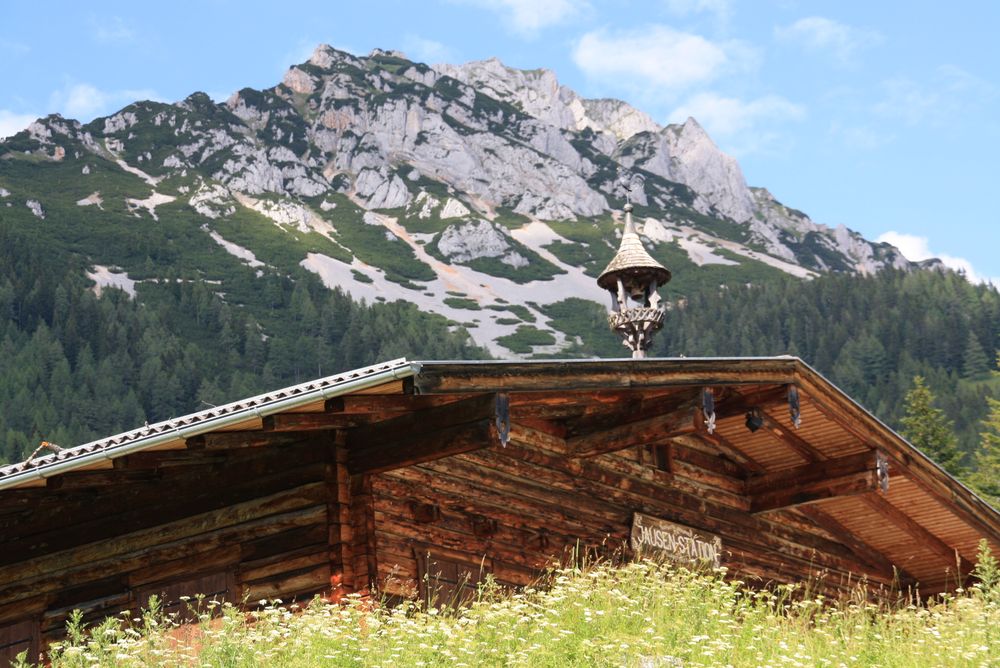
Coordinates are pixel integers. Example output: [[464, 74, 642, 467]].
[[263, 413, 373, 431], [349, 419, 499, 476], [746, 451, 882, 497], [350, 393, 496, 447], [0, 505, 327, 611], [0, 483, 327, 584], [569, 405, 697, 458], [750, 470, 880, 513]]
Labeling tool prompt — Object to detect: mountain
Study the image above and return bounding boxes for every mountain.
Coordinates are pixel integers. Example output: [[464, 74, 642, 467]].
[[2, 45, 997, 471], [0, 45, 934, 358]]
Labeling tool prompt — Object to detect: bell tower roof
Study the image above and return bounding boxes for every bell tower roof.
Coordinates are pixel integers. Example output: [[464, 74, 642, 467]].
[[596, 203, 671, 291]]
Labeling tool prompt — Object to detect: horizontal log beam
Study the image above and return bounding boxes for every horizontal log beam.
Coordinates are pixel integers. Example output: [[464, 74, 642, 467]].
[[413, 358, 800, 393], [262, 413, 373, 432], [185, 432, 305, 450], [325, 394, 474, 414], [747, 450, 883, 497], [349, 393, 497, 447], [569, 403, 698, 458], [750, 452, 887, 513], [687, 430, 766, 476], [349, 406, 502, 476], [565, 389, 694, 439]]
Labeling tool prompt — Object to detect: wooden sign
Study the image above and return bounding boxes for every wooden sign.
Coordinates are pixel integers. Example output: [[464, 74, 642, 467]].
[[630, 513, 723, 568]]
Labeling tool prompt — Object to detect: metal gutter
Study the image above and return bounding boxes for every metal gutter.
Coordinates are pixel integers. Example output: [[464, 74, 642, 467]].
[[0, 358, 421, 492]]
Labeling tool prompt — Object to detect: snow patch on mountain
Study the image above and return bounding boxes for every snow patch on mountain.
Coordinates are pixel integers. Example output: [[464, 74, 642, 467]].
[[76, 192, 103, 209], [203, 227, 266, 268], [87, 265, 137, 298]]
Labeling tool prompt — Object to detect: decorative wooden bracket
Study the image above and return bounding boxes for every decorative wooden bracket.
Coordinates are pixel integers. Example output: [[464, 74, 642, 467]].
[[787, 385, 801, 428], [495, 393, 510, 447], [469, 514, 498, 537]]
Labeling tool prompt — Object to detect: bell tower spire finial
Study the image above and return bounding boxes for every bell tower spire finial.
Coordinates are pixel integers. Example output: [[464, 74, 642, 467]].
[[596, 183, 671, 358]]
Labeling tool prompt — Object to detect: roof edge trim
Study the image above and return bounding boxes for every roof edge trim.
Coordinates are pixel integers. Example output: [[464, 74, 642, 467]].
[[0, 359, 421, 492]]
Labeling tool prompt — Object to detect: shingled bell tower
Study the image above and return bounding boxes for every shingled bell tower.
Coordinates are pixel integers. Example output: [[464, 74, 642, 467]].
[[597, 203, 671, 358]]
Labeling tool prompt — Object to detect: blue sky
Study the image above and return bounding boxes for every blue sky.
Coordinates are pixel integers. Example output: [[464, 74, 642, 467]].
[[2, 0, 998, 283]]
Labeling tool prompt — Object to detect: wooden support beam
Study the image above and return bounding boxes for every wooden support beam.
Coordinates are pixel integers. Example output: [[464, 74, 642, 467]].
[[751, 471, 882, 514], [796, 505, 914, 584], [860, 494, 973, 575], [747, 450, 884, 497], [508, 421, 569, 453], [185, 431, 304, 450], [262, 413, 373, 432], [759, 410, 825, 463], [349, 418, 498, 475], [45, 469, 160, 490], [565, 389, 695, 439], [569, 403, 698, 458], [413, 358, 800, 394], [325, 394, 474, 415], [349, 393, 497, 447], [749, 451, 887, 513]]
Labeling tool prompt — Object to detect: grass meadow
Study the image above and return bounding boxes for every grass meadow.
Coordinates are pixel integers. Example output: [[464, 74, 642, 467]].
[[21, 541, 1000, 668]]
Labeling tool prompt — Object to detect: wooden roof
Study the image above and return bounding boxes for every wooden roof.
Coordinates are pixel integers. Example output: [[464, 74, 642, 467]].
[[2, 356, 997, 593]]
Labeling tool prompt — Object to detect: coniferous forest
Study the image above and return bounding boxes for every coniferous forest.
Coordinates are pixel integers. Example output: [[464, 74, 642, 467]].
[[1, 215, 999, 496]]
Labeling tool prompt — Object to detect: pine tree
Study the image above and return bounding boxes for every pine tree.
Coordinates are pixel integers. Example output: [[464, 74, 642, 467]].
[[968, 395, 1000, 506], [962, 331, 990, 378], [900, 376, 965, 476], [968, 357, 1000, 506]]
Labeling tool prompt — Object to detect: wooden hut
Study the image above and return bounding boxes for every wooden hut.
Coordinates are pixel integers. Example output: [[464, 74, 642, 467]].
[[2, 355, 999, 664]]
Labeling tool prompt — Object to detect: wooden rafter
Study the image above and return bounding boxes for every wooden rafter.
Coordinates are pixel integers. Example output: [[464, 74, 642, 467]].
[[795, 375, 1000, 548], [860, 494, 973, 575], [758, 409, 824, 463], [796, 504, 915, 584]]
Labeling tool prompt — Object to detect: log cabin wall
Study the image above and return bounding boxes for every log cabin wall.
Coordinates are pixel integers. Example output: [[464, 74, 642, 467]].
[[0, 435, 342, 653], [370, 433, 897, 602]]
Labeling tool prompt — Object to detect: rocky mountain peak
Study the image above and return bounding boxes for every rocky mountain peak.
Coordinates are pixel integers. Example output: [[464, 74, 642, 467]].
[[0, 44, 943, 357]]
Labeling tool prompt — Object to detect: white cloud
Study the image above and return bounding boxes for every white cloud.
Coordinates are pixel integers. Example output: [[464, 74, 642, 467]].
[[828, 122, 892, 150], [573, 26, 750, 95], [455, 0, 588, 37], [90, 16, 137, 44], [0, 39, 29, 55], [402, 35, 453, 64], [0, 111, 38, 139], [670, 92, 804, 136], [663, 0, 732, 20], [873, 65, 996, 127], [877, 231, 999, 286], [49, 84, 161, 122], [775, 16, 881, 64]]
